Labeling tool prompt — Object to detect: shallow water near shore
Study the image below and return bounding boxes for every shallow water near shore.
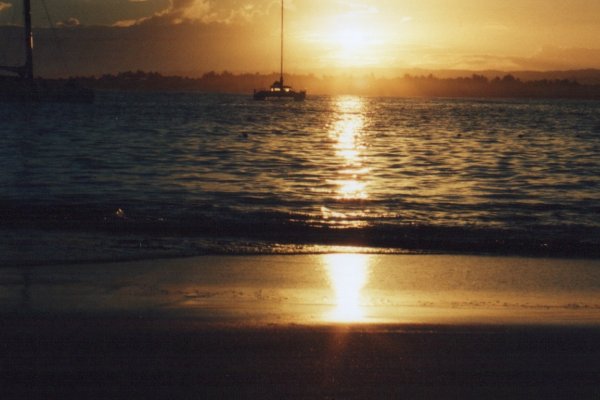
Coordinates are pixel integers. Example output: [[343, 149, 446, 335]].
[[1, 92, 600, 264]]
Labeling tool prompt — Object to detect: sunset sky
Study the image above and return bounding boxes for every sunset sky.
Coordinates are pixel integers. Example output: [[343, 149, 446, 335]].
[[1, 0, 600, 76]]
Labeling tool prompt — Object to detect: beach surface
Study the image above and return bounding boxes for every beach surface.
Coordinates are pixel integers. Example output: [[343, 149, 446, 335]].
[[2, 254, 600, 398]]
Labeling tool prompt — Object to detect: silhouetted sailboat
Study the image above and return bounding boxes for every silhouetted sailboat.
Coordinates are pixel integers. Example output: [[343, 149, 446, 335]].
[[0, 0, 94, 103], [253, 0, 305, 101]]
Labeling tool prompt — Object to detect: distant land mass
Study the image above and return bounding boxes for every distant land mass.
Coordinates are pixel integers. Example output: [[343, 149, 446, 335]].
[[396, 69, 600, 86], [59, 70, 600, 99]]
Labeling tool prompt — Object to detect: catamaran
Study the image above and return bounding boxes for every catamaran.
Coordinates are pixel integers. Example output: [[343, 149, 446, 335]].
[[0, 0, 94, 102], [253, 0, 306, 101]]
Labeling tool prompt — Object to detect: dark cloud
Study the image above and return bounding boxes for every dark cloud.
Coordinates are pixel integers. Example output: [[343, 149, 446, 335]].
[[0, 19, 275, 77]]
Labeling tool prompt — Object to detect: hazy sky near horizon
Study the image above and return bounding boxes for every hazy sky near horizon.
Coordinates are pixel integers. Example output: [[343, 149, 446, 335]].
[[1, 0, 600, 75]]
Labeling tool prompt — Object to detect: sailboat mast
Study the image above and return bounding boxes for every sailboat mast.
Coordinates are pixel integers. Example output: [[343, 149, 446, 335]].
[[280, 0, 283, 87], [23, 0, 34, 79]]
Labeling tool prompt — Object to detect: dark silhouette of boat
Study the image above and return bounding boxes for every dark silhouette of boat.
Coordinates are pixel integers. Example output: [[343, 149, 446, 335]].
[[253, 0, 305, 101], [0, 0, 94, 103], [253, 80, 306, 101]]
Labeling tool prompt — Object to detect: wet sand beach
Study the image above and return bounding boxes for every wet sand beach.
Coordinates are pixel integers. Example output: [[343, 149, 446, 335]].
[[2, 254, 600, 398]]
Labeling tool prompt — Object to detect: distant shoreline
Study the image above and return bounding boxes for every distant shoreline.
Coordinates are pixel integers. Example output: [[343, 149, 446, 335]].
[[23, 70, 600, 99]]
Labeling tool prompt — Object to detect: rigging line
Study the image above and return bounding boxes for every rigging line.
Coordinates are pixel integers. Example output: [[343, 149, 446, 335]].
[[40, 0, 71, 77]]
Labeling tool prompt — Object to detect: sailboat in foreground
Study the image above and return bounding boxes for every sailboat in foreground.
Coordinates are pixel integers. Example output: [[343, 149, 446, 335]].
[[0, 0, 94, 103], [253, 0, 306, 101]]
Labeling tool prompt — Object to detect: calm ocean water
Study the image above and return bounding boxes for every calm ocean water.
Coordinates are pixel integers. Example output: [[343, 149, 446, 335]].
[[1, 92, 600, 265]]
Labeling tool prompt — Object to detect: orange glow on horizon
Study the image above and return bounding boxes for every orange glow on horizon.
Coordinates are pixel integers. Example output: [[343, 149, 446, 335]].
[[10, 0, 600, 76], [286, 2, 600, 72]]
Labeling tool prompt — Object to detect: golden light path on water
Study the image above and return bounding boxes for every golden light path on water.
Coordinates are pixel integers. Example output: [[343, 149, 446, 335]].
[[329, 96, 369, 201], [321, 98, 373, 322], [323, 253, 372, 323]]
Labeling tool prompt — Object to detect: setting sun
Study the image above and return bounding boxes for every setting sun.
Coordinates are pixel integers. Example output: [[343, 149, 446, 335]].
[[305, 12, 388, 68], [327, 26, 383, 67]]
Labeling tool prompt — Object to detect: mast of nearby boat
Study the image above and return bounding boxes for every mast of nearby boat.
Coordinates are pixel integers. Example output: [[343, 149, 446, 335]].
[[1, 0, 95, 102], [280, 0, 284, 87], [0, 0, 33, 79], [24, 0, 34, 80]]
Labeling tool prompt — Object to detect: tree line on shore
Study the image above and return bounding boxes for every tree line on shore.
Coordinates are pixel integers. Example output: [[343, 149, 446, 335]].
[[63, 70, 600, 99]]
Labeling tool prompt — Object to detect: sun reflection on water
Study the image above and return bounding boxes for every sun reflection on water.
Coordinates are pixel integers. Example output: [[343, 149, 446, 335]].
[[329, 97, 370, 200], [324, 253, 371, 323]]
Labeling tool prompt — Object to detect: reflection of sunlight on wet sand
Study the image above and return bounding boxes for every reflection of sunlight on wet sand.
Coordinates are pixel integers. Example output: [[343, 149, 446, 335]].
[[324, 253, 371, 323]]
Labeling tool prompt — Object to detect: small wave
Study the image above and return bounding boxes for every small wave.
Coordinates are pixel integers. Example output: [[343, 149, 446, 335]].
[[1, 200, 599, 266]]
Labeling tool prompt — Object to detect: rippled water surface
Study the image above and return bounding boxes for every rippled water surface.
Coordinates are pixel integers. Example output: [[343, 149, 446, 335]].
[[1, 93, 600, 263]]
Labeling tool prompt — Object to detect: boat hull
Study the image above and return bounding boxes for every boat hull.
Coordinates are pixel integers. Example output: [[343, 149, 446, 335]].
[[253, 89, 306, 101]]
